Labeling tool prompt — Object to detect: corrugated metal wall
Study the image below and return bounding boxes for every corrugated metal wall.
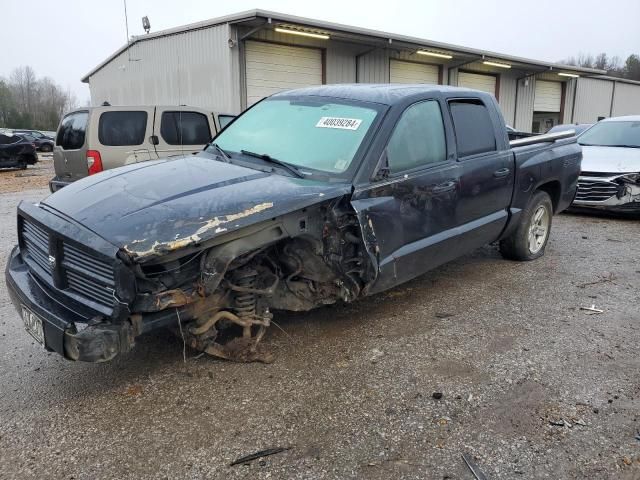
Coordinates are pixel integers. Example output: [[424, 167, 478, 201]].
[[514, 77, 536, 131], [88, 24, 239, 113], [612, 82, 640, 116], [357, 49, 389, 83], [562, 78, 576, 123], [573, 77, 614, 123]]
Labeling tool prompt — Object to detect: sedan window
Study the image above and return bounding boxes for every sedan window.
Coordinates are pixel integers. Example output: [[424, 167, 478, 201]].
[[578, 121, 640, 148]]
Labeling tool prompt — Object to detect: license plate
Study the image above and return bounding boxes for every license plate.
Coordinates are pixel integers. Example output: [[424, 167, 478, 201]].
[[21, 305, 45, 346]]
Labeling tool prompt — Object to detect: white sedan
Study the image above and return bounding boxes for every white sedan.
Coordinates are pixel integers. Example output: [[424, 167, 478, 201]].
[[573, 116, 640, 213]]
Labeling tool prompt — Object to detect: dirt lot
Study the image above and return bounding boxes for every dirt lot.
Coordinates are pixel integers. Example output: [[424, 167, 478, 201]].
[[0, 183, 639, 479], [0, 154, 54, 194]]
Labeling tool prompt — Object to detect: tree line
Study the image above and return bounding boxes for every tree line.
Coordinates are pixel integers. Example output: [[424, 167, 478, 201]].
[[0, 66, 77, 131], [561, 53, 640, 80]]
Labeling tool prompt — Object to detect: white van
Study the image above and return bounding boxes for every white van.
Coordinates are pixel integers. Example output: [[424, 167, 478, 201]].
[[51, 105, 235, 192]]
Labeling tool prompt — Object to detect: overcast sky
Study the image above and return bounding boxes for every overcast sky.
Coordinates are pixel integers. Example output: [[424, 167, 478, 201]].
[[1, 0, 638, 103]]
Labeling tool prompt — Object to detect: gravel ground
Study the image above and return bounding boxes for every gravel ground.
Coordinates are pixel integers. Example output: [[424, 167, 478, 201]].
[[0, 154, 54, 194], [0, 186, 639, 479]]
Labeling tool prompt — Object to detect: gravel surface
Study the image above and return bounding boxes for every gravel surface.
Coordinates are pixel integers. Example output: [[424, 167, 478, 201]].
[[0, 154, 54, 194], [0, 186, 639, 479]]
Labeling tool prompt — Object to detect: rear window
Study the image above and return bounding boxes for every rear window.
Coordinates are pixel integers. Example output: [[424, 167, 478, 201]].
[[98, 111, 148, 146], [160, 111, 211, 145], [56, 111, 89, 150], [449, 99, 496, 157]]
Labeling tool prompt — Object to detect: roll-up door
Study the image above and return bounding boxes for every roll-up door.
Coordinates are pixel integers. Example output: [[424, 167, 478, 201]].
[[390, 59, 439, 84], [458, 71, 497, 96], [245, 41, 322, 106], [534, 80, 562, 112]]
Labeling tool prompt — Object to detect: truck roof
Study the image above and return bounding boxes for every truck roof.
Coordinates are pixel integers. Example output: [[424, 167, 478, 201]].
[[271, 83, 486, 105]]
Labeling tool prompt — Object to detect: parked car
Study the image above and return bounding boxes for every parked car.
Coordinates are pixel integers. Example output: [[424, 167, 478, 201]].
[[572, 115, 640, 213], [50, 105, 233, 192], [13, 129, 54, 140], [0, 133, 38, 169], [548, 123, 593, 136], [6, 85, 580, 363], [16, 133, 55, 153]]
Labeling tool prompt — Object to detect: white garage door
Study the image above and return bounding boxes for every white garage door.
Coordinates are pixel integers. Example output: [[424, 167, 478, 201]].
[[245, 41, 322, 106], [458, 72, 497, 96], [390, 60, 439, 84], [534, 80, 562, 112]]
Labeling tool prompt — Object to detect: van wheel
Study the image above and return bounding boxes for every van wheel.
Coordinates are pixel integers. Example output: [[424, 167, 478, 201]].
[[499, 190, 553, 261]]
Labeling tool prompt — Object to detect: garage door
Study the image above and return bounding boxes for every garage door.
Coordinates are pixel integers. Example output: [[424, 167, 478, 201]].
[[458, 72, 497, 96], [245, 41, 322, 106], [534, 80, 562, 112], [390, 59, 439, 84]]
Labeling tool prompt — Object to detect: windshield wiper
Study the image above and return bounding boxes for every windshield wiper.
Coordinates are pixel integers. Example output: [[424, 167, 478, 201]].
[[209, 143, 231, 163], [240, 149, 304, 178], [608, 144, 640, 148]]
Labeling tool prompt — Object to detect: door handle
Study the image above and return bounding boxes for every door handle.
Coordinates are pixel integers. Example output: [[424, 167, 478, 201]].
[[433, 181, 456, 193], [493, 168, 510, 178]]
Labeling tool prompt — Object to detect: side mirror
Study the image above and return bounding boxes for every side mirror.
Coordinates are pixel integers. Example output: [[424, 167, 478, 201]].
[[372, 149, 391, 182], [149, 135, 159, 145]]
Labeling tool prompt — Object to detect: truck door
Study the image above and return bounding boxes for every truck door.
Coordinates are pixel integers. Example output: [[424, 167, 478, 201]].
[[447, 98, 514, 245], [153, 108, 214, 159], [351, 99, 462, 293]]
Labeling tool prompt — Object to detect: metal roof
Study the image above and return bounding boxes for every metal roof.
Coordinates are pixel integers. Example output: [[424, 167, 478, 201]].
[[81, 9, 608, 82]]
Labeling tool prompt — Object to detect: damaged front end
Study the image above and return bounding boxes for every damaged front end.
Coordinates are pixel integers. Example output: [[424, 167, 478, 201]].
[[573, 172, 640, 212], [125, 196, 375, 363], [6, 194, 377, 363]]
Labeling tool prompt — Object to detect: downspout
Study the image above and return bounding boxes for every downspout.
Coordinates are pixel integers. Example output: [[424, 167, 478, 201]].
[[570, 78, 578, 123], [609, 80, 617, 117]]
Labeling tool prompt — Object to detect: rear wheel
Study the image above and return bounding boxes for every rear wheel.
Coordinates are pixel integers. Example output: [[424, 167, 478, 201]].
[[499, 190, 553, 261], [41, 143, 52, 153]]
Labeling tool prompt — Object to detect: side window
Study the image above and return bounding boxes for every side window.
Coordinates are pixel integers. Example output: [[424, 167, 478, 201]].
[[448, 99, 496, 157], [218, 114, 235, 129], [387, 100, 447, 173], [160, 111, 212, 145], [56, 111, 88, 150], [98, 111, 148, 146]]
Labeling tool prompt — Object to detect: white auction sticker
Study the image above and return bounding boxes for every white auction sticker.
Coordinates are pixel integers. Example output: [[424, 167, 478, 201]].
[[315, 117, 362, 130]]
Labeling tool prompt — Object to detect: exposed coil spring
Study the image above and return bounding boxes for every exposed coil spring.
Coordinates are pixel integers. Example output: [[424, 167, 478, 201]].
[[234, 269, 257, 319]]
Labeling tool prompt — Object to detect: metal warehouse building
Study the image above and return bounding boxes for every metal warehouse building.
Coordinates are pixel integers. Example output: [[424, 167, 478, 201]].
[[82, 9, 640, 133]]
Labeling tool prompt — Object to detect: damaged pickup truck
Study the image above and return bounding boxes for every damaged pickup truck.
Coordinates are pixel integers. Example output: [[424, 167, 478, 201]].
[[6, 84, 581, 363]]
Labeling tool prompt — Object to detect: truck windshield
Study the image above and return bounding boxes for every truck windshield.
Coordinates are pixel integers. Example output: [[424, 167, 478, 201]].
[[578, 121, 640, 148], [210, 98, 381, 174]]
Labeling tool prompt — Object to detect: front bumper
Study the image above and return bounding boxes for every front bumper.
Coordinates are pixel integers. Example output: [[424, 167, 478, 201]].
[[49, 176, 72, 193], [572, 175, 640, 213], [5, 246, 135, 361]]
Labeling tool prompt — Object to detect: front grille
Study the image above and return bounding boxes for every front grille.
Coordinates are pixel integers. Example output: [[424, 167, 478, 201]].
[[22, 220, 53, 282], [575, 178, 619, 202], [62, 243, 116, 307], [21, 218, 115, 310]]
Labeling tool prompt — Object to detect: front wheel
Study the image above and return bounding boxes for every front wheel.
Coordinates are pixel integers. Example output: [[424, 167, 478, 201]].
[[41, 144, 53, 153], [499, 191, 553, 261]]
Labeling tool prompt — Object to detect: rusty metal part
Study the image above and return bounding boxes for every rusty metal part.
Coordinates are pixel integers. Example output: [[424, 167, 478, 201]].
[[188, 309, 273, 363]]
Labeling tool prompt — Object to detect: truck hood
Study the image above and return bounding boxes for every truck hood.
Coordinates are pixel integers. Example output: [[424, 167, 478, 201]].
[[43, 155, 350, 261], [580, 145, 640, 174]]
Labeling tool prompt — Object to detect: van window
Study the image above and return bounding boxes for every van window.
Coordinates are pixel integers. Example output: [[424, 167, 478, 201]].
[[56, 111, 89, 150], [386, 100, 447, 173], [98, 111, 148, 146], [449, 99, 496, 157], [160, 111, 211, 145]]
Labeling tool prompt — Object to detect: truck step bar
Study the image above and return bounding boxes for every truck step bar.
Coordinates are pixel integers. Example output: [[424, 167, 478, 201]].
[[509, 129, 576, 147]]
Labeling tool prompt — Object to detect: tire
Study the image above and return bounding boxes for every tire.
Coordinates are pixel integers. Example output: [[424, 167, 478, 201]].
[[499, 190, 553, 261], [41, 144, 52, 153]]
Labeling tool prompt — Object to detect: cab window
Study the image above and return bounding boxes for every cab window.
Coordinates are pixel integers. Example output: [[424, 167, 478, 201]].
[[386, 100, 447, 173], [448, 99, 496, 157]]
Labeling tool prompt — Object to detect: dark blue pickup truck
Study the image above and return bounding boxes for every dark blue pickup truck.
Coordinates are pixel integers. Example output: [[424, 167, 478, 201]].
[[6, 84, 581, 363]]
